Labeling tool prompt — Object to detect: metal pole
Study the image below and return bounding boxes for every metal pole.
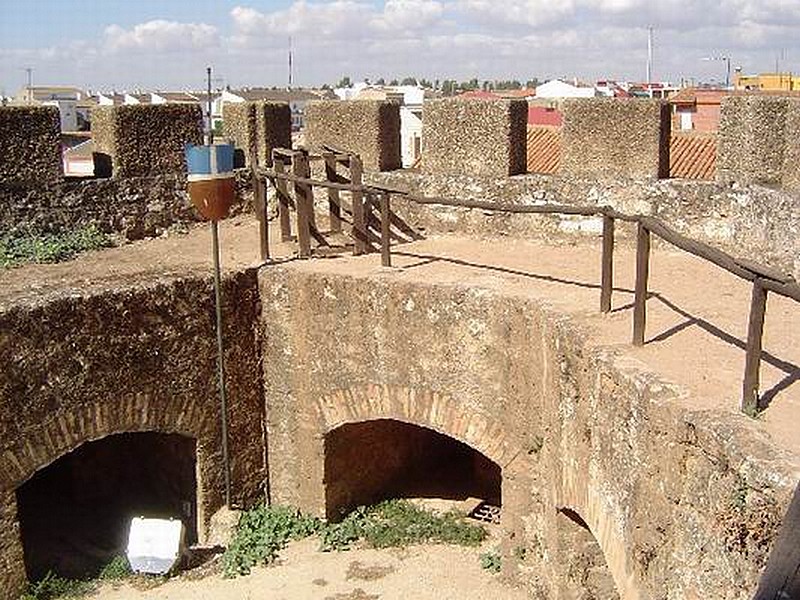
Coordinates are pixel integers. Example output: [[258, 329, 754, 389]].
[[211, 220, 232, 507], [206, 66, 214, 145], [206, 64, 230, 506]]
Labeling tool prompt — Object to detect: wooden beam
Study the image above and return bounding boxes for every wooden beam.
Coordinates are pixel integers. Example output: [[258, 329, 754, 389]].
[[293, 150, 312, 258], [380, 192, 391, 267], [742, 280, 768, 415], [600, 215, 615, 313], [633, 222, 651, 347], [323, 151, 343, 233], [271, 151, 292, 242], [251, 151, 269, 261], [349, 155, 366, 256]]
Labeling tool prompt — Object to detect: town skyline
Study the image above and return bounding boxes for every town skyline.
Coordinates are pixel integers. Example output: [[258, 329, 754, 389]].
[[1, 0, 799, 93]]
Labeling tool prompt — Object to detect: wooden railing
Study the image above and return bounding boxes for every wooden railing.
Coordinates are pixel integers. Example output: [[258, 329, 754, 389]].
[[254, 149, 799, 417]]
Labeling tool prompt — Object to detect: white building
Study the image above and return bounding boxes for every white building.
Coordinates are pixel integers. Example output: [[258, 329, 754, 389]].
[[222, 88, 323, 131], [13, 86, 86, 131], [535, 79, 598, 99]]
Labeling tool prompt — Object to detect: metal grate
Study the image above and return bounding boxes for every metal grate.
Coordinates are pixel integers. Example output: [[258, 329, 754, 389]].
[[469, 502, 501, 524]]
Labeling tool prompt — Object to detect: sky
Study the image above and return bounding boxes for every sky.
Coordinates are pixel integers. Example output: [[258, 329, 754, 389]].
[[1, 0, 799, 93]]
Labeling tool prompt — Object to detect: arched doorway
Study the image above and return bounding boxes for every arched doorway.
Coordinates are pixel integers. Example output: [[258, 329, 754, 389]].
[[323, 419, 501, 520], [557, 508, 620, 600], [16, 432, 197, 580]]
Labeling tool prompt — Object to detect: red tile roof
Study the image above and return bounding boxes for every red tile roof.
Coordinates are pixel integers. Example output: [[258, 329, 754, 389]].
[[670, 133, 716, 180], [458, 90, 501, 100], [525, 127, 717, 179], [528, 106, 562, 126], [526, 126, 561, 174]]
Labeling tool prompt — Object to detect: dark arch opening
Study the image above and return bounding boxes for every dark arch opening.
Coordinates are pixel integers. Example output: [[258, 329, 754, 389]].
[[323, 419, 501, 520], [556, 508, 619, 600], [16, 432, 197, 581]]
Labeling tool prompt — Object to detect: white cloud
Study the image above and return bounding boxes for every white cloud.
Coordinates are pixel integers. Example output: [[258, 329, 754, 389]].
[[103, 20, 219, 53], [2, 0, 800, 90]]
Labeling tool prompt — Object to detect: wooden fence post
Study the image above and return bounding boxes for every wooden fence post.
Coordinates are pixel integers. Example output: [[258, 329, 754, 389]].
[[380, 192, 391, 267], [742, 280, 768, 415], [349, 154, 366, 256], [324, 151, 342, 233], [600, 214, 615, 313], [293, 150, 312, 258], [251, 151, 269, 261], [272, 150, 292, 242], [633, 221, 650, 346]]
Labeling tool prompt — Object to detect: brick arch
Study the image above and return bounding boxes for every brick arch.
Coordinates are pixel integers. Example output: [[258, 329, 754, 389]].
[[315, 383, 519, 468], [558, 485, 642, 600], [0, 391, 216, 492]]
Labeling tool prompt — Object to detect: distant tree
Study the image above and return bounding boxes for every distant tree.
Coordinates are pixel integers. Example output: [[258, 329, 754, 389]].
[[525, 79, 540, 88], [441, 80, 456, 95], [321, 83, 331, 90], [468, 78, 479, 90], [434, 79, 440, 90], [400, 77, 417, 86], [376, 77, 386, 85], [389, 79, 399, 86], [336, 76, 352, 88], [419, 78, 432, 88]]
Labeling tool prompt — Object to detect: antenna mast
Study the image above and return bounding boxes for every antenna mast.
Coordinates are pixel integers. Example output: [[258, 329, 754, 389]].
[[288, 36, 293, 89], [25, 67, 33, 104]]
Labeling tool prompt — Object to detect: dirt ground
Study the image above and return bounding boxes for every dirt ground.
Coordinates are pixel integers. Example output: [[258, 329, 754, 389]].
[[91, 537, 527, 600]]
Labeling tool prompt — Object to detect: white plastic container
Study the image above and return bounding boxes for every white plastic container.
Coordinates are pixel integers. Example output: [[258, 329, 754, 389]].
[[126, 516, 185, 575]]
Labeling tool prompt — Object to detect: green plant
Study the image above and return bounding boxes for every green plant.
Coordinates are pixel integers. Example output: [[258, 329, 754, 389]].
[[0, 225, 114, 268], [513, 545, 528, 561], [320, 499, 487, 552], [98, 555, 131, 581], [480, 550, 502, 573], [18, 571, 92, 600], [222, 504, 322, 577]]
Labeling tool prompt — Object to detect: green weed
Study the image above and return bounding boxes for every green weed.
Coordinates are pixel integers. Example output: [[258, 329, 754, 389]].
[[19, 555, 134, 600], [479, 550, 502, 573], [222, 504, 323, 577], [320, 499, 487, 552], [0, 226, 114, 268]]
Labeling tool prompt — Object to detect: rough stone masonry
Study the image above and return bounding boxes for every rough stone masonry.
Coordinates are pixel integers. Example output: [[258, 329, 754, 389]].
[[92, 104, 203, 178], [304, 100, 401, 171], [421, 98, 528, 177], [0, 106, 62, 186]]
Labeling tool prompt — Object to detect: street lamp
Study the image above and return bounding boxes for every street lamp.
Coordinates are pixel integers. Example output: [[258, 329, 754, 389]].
[[702, 56, 732, 88]]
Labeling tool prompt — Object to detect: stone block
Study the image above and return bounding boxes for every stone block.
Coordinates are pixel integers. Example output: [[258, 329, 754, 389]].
[[92, 104, 203, 178], [421, 98, 528, 177], [560, 98, 670, 180], [222, 101, 291, 167], [0, 106, 62, 185], [304, 100, 401, 171], [717, 96, 791, 186]]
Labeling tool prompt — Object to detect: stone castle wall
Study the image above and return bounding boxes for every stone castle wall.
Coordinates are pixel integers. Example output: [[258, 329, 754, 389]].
[[717, 96, 800, 189], [259, 264, 796, 600], [222, 101, 292, 167], [304, 100, 401, 171], [92, 104, 203, 177], [560, 98, 671, 180], [0, 270, 264, 594], [422, 98, 528, 177], [0, 106, 62, 185]]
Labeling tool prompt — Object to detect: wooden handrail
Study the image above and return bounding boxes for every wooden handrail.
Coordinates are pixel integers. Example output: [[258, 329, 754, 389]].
[[258, 151, 799, 415]]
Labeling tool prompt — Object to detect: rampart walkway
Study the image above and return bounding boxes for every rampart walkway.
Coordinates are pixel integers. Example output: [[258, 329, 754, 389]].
[[2, 216, 797, 459]]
